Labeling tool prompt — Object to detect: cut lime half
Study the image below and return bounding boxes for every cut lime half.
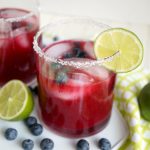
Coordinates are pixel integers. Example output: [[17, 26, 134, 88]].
[[0, 80, 34, 121], [94, 28, 143, 73]]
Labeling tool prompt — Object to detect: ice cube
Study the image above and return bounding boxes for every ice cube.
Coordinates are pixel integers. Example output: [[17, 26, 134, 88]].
[[45, 42, 72, 58], [84, 65, 110, 80], [0, 20, 11, 38], [51, 90, 79, 100], [13, 27, 31, 49], [0, 21, 12, 54], [68, 71, 94, 85], [12, 26, 27, 36], [0, 32, 8, 39]]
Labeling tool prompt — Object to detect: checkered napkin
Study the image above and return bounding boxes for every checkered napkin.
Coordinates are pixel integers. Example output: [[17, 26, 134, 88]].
[[115, 68, 150, 150]]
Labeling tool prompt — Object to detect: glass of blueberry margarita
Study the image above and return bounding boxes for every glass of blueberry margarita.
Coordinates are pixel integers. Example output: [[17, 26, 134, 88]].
[[0, 0, 40, 86], [33, 17, 116, 138]]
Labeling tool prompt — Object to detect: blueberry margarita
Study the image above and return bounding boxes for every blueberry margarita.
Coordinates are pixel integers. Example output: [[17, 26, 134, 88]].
[[36, 39, 116, 137]]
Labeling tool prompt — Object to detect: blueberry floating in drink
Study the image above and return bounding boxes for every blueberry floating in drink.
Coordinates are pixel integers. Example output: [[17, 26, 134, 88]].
[[12, 21, 22, 30], [76, 50, 86, 58], [63, 53, 73, 58], [72, 43, 86, 58], [55, 71, 68, 84], [51, 63, 62, 70], [73, 47, 81, 55]]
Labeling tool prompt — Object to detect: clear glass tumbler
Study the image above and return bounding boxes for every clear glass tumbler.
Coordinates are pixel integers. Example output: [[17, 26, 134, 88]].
[[0, 0, 40, 86], [34, 17, 117, 138]]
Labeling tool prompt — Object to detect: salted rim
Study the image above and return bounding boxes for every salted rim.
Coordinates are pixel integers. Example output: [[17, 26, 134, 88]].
[[0, 0, 40, 23], [0, 12, 37, 23], [33, 17, 119, 68]]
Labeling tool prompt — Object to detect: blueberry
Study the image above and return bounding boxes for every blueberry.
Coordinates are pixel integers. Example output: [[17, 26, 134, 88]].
[[51, 63, 62, 70], [55, 71, 68, 84], [52, 36, 59, 41], [25, 116, 37, 127], [40, 138, 54, 150], [76, 51, 86, 58], [63, 53, 73, 58], [29, 86, 38, 95], [98, 138, 111, 150], [12, 22, 22, 30], [72, 47, 86, 58], [30, 123, 43, 136], [76, 139, 89, 150], [22, 139, 34, 150], [73, 47, 81, 55], [4, 128, 18, 141]]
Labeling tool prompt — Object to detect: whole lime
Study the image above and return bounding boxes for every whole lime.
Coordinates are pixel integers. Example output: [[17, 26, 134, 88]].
[[138, 82, 150, 121]]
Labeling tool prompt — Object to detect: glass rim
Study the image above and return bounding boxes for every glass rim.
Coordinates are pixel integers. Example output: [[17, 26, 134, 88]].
[[33, 17, 119, 68], [0, 0, 40, 23], [0, 11, 37, 23]]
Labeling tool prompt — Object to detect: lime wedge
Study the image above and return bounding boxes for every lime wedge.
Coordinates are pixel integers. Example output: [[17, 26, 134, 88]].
[[0, 80, 34, 121], [94, 28, 143, 73]]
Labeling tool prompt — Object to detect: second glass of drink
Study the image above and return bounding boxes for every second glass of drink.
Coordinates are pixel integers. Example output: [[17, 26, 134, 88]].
[[0, 0, 40, 86]]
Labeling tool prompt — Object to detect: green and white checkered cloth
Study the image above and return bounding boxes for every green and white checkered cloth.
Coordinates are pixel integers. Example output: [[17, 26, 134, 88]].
[[115, 68, 150, 150]]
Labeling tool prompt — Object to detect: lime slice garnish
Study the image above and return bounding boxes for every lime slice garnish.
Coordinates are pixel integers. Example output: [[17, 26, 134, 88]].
[[94, 28, 143, 73], [0, 80, 34, 121], [138, 82, 150, 121]]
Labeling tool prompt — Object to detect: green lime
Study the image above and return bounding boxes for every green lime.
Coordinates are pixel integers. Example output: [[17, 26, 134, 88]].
[[94, 28, 143, 73], [138, 83, 150, 121], [0, 80, 34, 121]]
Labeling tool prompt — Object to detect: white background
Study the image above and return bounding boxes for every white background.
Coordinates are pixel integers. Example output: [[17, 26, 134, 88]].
[[39, 0, 150, 69], [39, 0, 150, 24]]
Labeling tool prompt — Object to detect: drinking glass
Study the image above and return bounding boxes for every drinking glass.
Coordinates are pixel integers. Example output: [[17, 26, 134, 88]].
[[0, 0, 40, 86], [34, 17, 117, 138]]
